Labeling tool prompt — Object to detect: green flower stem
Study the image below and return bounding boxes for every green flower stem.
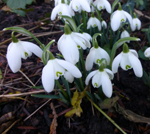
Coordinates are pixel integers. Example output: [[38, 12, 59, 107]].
[[87, 96, 127, 134], [82, 10, 87, 32], [11, 32, 18, 43], [79, 49, 86, 79], [55, 80, 69, 100]]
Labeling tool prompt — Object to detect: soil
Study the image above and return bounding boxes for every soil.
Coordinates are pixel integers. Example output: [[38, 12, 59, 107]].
[[0, 1, 150, 134]]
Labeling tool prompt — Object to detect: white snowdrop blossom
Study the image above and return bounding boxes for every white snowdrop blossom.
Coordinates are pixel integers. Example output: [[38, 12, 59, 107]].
[[85, 68, 114, 98], [144, 47, 150, 58], [58, 25, 91, 64], [86, 46, 110, 71], [101, 20, 107, 29], [112, 44, 143, 77], [120, 30, 130, 43], [42, 59, 82, 92], [93, 0, 111, 13], [82, 32, 92, 42], [6, 40, 42, 73], [51, 3, 74, 21], [87, 17, 101, 31], [69, 0, 91, 13], [111, 4, 133, 31], [131, 17, 141, 31]]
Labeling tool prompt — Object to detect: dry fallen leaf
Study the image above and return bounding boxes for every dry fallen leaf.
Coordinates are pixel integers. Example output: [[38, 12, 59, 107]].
[[1, 6, 11, 12]]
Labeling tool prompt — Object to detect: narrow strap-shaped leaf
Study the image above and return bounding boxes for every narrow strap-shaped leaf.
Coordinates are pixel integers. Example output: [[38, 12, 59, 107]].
[[32, 94, 60, 99]]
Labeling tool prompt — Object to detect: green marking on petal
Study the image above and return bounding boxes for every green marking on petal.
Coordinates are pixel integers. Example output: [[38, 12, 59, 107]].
[[121, 19, 125, 22], [94, 83, 98, 87], [96, 59, 100, 64], [76, 6, 78, 9], [56, 71, 62, 77], [82, 42, 85, 44], [59, 12, 62, 15], [125, 65, 131, 69], [24, 52, 28, 57], [100, 6, 102, 9], [77, 45, 81, 49], [93, 24, 97, 27]]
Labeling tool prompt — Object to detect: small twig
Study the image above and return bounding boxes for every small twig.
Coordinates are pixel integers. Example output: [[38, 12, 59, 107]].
[[19, 70, 35, 87], [24, 99, 51, 121]]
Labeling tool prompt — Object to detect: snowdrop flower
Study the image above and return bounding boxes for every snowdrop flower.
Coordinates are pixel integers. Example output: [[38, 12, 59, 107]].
[[120, 30, 130, 43], [82, 32, 92, 42], [85, 64, 114, 98], [131, 14, 141, 31], [69, 0, 91, 13], [6, 37, 42, 73], [112, 43, 143, 77], [58, 24, 91, 64], [144, 47, 150, 58], [93, 0, 111, 13], [101, 20, 107, 29], [51, 0, 74, 21], [87, 15, 101, 31], [42, 53, 82, 92], [111, 3, 133, 31], [86, 40, 110, 71]]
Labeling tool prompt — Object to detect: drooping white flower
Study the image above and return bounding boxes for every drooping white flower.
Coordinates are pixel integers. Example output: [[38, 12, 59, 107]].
[[93, 0, 111, 13], [86, 46, 110, 71], [6, 40, 42, 73], [144, 47, 150, 58], [112, 44, 143, 77], [58, 24, 91, 64], [69, 0, 91, 13], [87, 17, 101, 31], [85, 67, 114, 98], [101, 20, 107, 29], [111, 4, 133, 31], [51, 3, 74, 21], [42, 58, 82, 92], [120, 30, 130, 43], [131, 17, 141, 31]]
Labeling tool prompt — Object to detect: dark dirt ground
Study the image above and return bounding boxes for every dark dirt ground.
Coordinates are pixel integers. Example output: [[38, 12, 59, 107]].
[[1, 0, 150, 134]]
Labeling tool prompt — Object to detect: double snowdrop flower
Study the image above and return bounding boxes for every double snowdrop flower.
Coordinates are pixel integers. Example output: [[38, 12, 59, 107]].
[[51, 0, 74, 21], [131, 14, 141, 31], [111, 3, 133, 31], [42, 53, 82, 92], [120, 30, 130, 43], [69, 0, 91, 13], [58, 24, 91, 64], [87, 13, 101, 31], [93, 0, 111, 13], [86, 40, 110, 71], [85, 64, 114, 98], [6, 37, 42, 73], [112, 43, 143, 77]]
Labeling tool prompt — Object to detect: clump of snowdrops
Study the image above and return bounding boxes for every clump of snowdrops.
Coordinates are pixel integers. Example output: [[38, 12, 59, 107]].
[[3, 0, 148, 133]]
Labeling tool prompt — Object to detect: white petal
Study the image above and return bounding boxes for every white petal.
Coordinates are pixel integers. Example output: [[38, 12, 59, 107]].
[[92, 71, 102, 88], [144, 47, 150, 58], [42, 61, 55, 92], [6, 42, 21, 73], [64, 71, 74, 83], [104, 0, 111, 13], [112, 53, 122, 73], [120, 53, 132, 70], [58, 34, 65, 51], [101, 72, 112, 98], [101, 20, 107, 29], [86, 49, 95, 71], [21, 41, 43, 58], [85, 70, 98, 85], [128, 52, 143, 77], [56, 59, 82, 78], [129, 49, 138, 57], [111, 11, 122, 31], [78, 0, 91, 12], [51, 5, 60, 20], [104, 69, 114, 79], [95, 18, 101, 31], [123, 11, 133, 30]]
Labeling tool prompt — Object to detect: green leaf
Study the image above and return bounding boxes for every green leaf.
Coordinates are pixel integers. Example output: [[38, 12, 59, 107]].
[[4, 0, 34, 16], [32, 94, 60, 99], [111, 0, 119, 13]]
